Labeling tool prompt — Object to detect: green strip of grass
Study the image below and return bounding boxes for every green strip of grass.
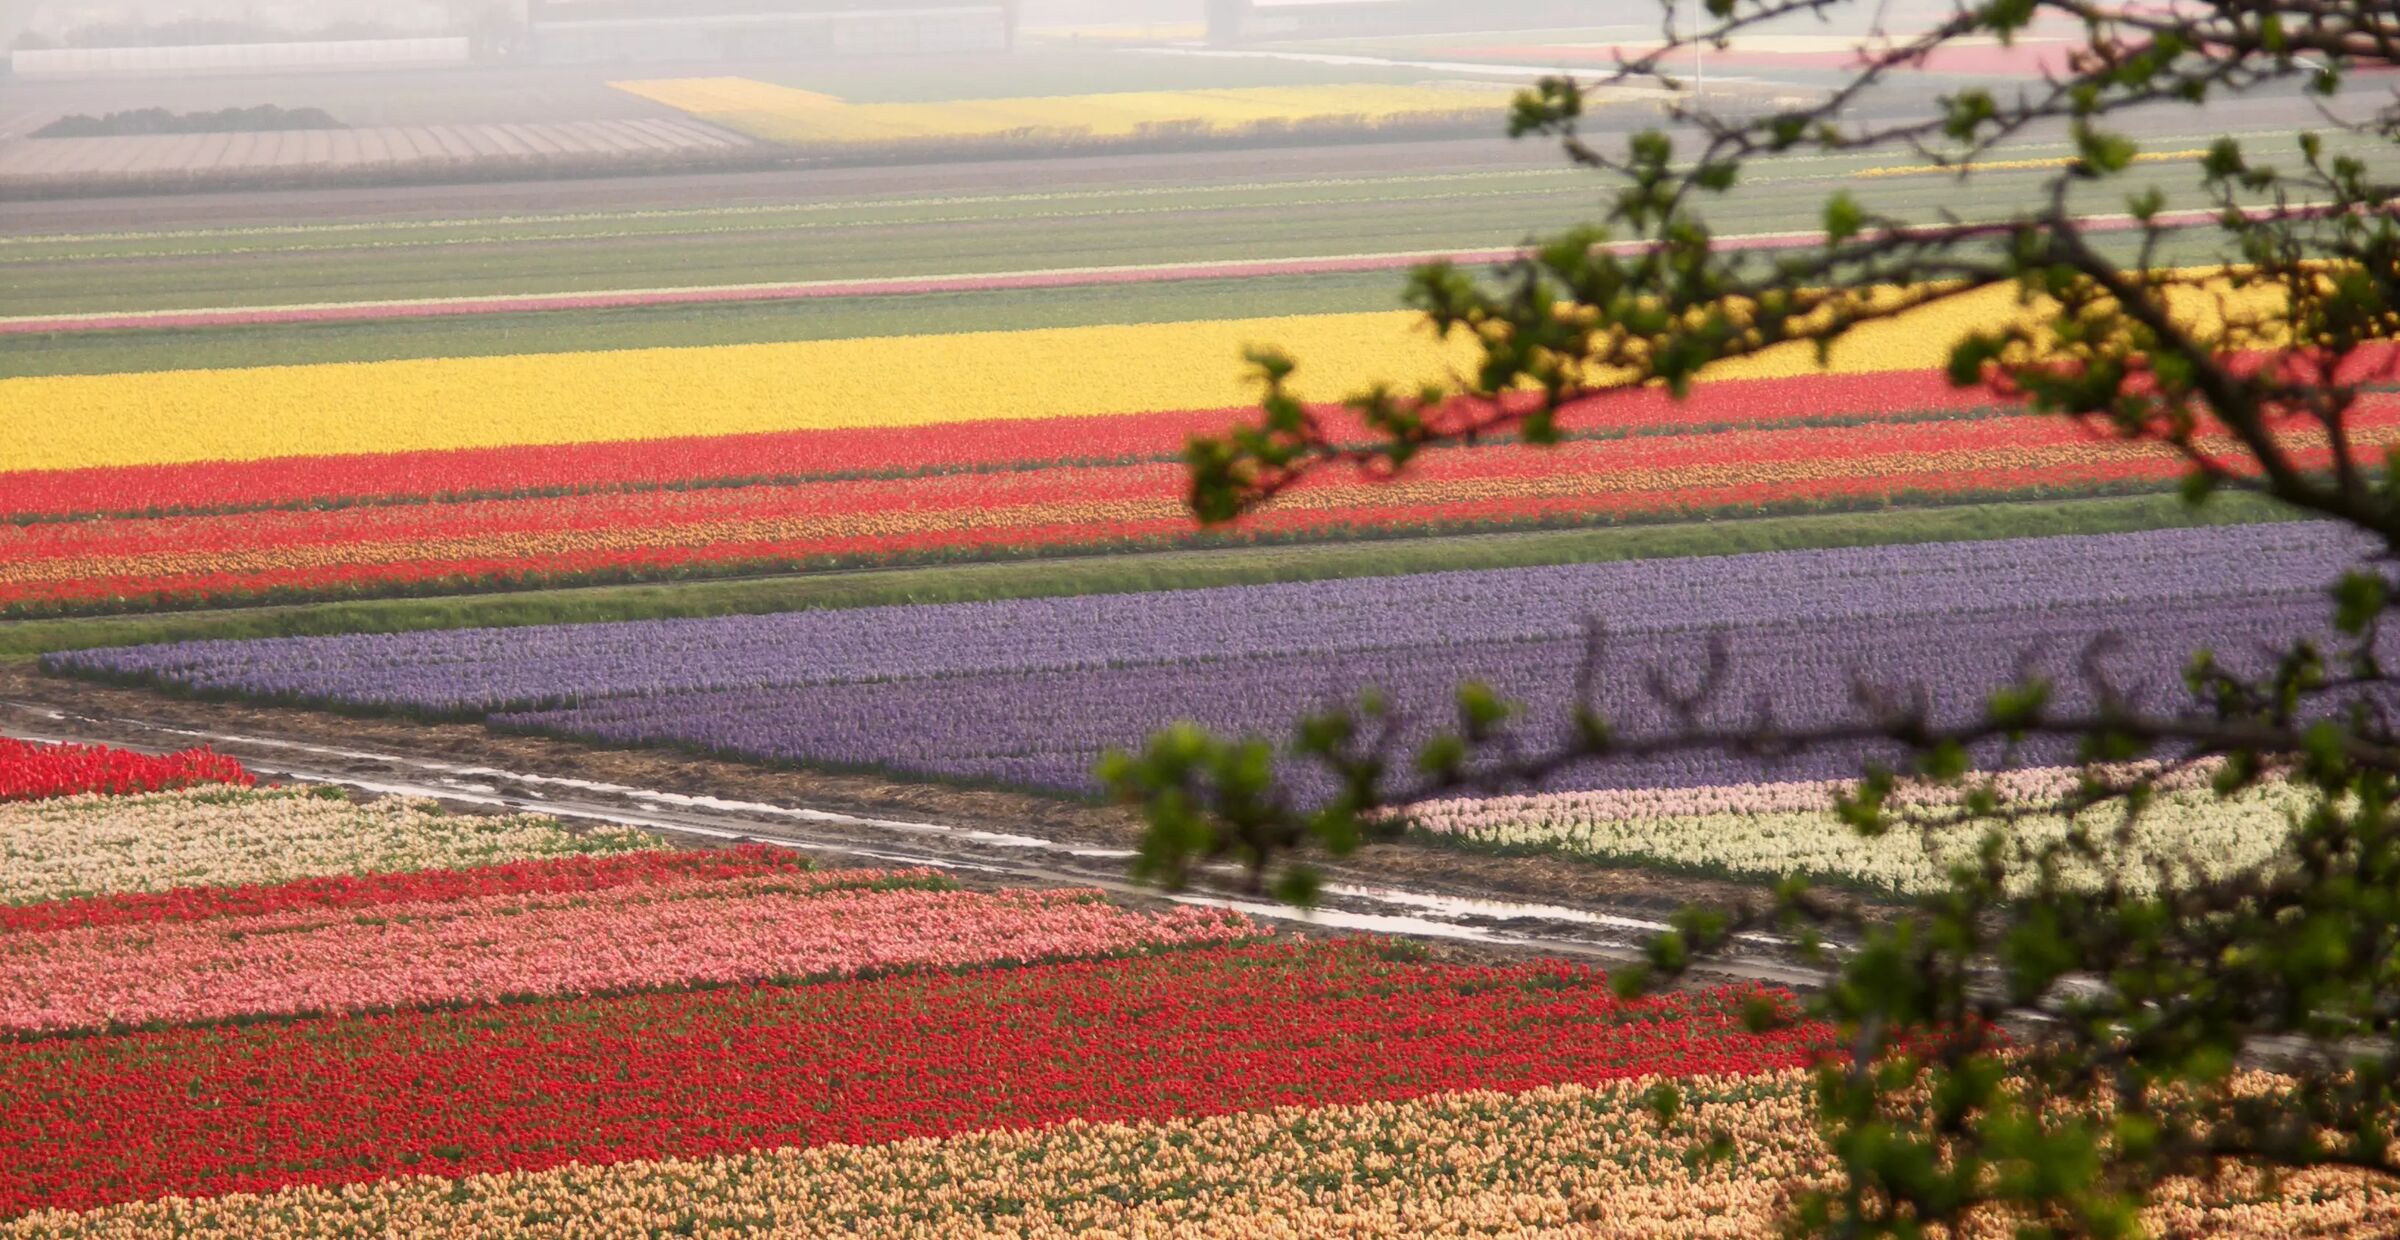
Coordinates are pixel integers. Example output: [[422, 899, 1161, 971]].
[[0, 493, 2293, 661], [4, 222, 2305, 383], [0, 273, 1407, 380]]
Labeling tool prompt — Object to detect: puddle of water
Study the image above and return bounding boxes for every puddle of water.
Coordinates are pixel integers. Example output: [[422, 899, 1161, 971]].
[[1167, 890, 1637, 951], [1327, 883, 1673, 932], [3, 720, 1766, 965], [1323, 883, 1789, 949], [66, 719, 1141, 861]]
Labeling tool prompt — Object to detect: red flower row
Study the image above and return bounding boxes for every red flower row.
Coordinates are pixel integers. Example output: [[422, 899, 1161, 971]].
[[0, 739, 253, 803], [0, 844, 816, 935], [7, 397, 2389, 615], [0, 369, 1989, 521], [0, 941, 1829, 1216]]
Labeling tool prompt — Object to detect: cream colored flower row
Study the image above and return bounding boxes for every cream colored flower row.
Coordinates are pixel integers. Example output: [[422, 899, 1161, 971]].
[[1414, 764, 2204, 824], [13, 1074, 2393, 1239], [0, 786, 657, 905], [1411, 780, 2314, 897]]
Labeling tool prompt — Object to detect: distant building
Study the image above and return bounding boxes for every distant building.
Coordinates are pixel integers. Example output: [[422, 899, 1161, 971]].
[[1208, 0, 1587, 43], [529, 0, 1017, 64]]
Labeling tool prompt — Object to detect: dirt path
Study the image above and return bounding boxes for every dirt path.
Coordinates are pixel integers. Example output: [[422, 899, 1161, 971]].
[[0, 663, 1836, 987]]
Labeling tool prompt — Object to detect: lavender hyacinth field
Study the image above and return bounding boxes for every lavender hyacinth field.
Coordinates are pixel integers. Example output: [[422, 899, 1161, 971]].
[[48, 523, 2379, 796]]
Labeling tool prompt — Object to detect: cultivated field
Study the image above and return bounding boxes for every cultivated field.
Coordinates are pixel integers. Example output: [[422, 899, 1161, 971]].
[[5, 29, 2399, 1236], [0, 119, 757, 196]]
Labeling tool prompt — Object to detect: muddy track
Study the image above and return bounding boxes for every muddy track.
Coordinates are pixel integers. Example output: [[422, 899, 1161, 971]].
[[0, 663, 1837, 988]]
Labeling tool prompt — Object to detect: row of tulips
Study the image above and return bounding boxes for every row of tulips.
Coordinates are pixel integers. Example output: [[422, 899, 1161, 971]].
[[68, 522, 2351, 717], [0, 786, 658, 907], [6, 403, 2301, 566], [0, 369, 1993, 522], [0, 738, 251, 803], [0, 842, 805, 933], [1409, 762, 2207, 823], [3, 279, 2308, 477], [12, 397, 2393, 614], [0, 940, 1826, 1216], [3, 311, 1481, 475], [0, 871, 1255, 1036], [1409, 778, 2315, 897], [12, 1075, 2392, 1239]]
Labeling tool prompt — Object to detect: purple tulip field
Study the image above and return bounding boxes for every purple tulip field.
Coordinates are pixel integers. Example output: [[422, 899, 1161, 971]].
[[49, 522, 2376, 796]]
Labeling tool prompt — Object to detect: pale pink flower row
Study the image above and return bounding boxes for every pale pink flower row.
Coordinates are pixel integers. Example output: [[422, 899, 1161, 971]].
[[0, 873, 1254, 1033]]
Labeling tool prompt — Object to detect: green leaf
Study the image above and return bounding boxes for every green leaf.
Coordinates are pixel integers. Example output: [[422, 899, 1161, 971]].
[[1646, 1081, 1684, 1126], [1948, 333, 2005, 387], [1456, 681, 1513, 731], [1824, 191, 1865, 244], [2073, 124, 2138, 176], [1987, 680, 2053, 732], [1269, 866, 1323, 908], [2334, 571, 2389, 635]]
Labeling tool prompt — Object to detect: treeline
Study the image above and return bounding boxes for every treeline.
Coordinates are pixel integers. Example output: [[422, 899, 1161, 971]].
[[33, 107, 347, 140]]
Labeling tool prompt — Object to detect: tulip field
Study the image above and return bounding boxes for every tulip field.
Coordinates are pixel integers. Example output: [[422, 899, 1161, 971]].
[[50, 520, 2373, 896], [17, 108, 2400, 1234], [0, 738, 1859, 1231], [2, 276, 2363, 617], [2, 740, 2392, 1235]]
